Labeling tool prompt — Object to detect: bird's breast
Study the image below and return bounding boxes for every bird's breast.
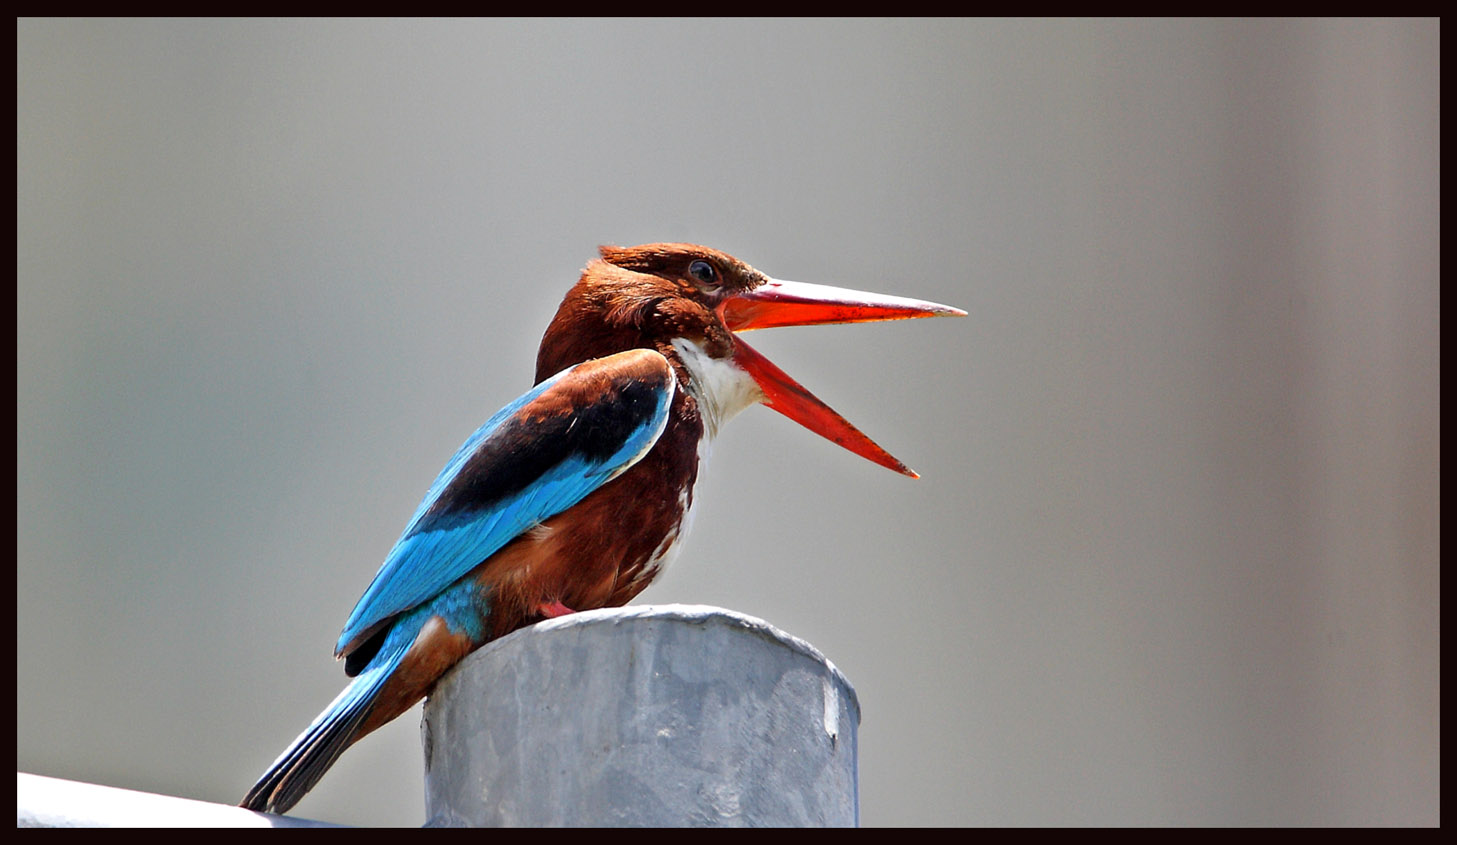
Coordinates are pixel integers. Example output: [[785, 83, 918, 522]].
[[473, 392, 707, 636]]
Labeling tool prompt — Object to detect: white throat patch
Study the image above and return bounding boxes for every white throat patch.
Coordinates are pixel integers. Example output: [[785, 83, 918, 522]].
[[670, 337, 764, 440]]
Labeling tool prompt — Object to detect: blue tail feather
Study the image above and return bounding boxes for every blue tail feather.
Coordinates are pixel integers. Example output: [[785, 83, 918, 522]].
[[241, 580, 488, 815], [240, 634, 411, 814]]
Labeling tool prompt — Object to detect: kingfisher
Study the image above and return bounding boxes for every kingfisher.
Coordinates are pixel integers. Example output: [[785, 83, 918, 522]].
[[240, 243, 964, 815]]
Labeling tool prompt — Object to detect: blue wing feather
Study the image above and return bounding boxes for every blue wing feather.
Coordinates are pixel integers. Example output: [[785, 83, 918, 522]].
[[335, 349, 676, 655]]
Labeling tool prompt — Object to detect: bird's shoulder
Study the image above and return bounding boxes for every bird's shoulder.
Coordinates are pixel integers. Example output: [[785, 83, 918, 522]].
[[334, 348, 677, 658]]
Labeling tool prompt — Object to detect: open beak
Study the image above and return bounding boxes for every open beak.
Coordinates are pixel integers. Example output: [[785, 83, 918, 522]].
[[719, 279, 966, 478]]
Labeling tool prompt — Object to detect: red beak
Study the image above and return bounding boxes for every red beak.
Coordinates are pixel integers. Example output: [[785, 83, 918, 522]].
[[719, 279, 966, 478]]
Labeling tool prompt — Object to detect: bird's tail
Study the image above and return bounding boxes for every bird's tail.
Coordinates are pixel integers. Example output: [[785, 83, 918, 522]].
[[239, 634, 411, 815]]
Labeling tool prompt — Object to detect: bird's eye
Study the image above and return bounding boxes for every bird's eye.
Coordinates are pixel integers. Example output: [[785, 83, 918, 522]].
[[688, 260, 718, 287]]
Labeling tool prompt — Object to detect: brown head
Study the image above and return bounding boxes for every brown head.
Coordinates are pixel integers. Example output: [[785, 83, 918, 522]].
[[534, 243, 967, 476]]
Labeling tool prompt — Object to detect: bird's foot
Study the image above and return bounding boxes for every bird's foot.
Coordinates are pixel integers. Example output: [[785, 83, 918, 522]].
[[536, 600, 577, 619]]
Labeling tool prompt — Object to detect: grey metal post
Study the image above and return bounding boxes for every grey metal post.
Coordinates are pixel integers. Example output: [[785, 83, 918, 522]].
[[421, 604, 860, 827]]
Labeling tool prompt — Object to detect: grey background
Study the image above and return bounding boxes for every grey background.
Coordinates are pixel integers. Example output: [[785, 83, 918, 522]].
[[17, 19, 1438, 826]]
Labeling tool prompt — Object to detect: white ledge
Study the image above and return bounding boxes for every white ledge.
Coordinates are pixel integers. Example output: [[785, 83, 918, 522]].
[[16, 773, 341, 828]]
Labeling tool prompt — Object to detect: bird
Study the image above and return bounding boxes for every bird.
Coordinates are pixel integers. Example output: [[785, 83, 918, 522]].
[[240, 243, 964, 815]]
